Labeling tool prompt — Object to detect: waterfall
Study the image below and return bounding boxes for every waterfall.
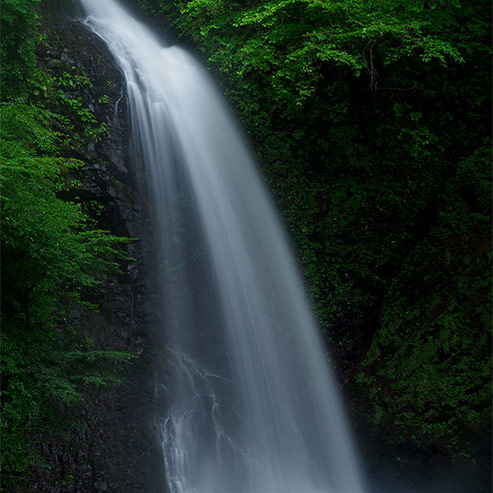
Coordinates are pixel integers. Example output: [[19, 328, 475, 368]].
[[80, 1, 366, 492]]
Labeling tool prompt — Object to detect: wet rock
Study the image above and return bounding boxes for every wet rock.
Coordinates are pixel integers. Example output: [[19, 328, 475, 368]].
[[19, 2, 163, 492]]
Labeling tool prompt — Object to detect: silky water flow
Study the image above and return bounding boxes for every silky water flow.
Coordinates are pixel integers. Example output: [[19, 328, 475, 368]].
[[81, 1, 366, 492]]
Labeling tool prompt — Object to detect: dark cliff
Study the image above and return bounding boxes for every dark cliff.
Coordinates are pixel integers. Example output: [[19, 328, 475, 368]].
[[15, 3, 164, 491]]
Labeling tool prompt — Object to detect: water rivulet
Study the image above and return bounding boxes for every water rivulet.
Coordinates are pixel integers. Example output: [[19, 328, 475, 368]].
[[81, 1, 366, 491]]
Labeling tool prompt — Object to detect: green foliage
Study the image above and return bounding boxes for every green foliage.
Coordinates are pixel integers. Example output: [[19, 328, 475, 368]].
[[0, 103, 128, 328], [166, 0, 463, 120], [1, 326, 136, 480], [360, 145, 492, 451], [33, 64, 111, 146], [1, 0, 111, 143], [0, 101, 135, 484], [137, 0, 167, 14], [0, 0, 41, 99], [0, 4, 136, 485]]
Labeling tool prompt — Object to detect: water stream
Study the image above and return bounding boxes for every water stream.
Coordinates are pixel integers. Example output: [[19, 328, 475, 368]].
[[80, 2, 366, 491]]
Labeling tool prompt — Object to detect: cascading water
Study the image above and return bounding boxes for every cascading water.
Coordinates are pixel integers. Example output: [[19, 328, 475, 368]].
[[80, 1, 366, 492]]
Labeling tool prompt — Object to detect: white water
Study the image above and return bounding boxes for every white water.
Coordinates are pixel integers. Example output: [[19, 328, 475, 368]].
[[80, 2, 366, 492]]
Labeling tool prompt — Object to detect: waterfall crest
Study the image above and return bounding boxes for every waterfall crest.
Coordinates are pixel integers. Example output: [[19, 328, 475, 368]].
[[80, 1, 366, 492]]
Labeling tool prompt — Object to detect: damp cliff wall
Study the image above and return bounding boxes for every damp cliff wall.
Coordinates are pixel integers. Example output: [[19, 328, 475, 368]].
[[18, 2, 164, 491]]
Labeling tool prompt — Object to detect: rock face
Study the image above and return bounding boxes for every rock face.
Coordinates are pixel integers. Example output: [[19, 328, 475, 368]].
[[21, 2, 165, 491]]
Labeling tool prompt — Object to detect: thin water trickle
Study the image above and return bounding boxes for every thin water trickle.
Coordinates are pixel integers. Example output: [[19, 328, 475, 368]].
[[80, 1, 366, 492]]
